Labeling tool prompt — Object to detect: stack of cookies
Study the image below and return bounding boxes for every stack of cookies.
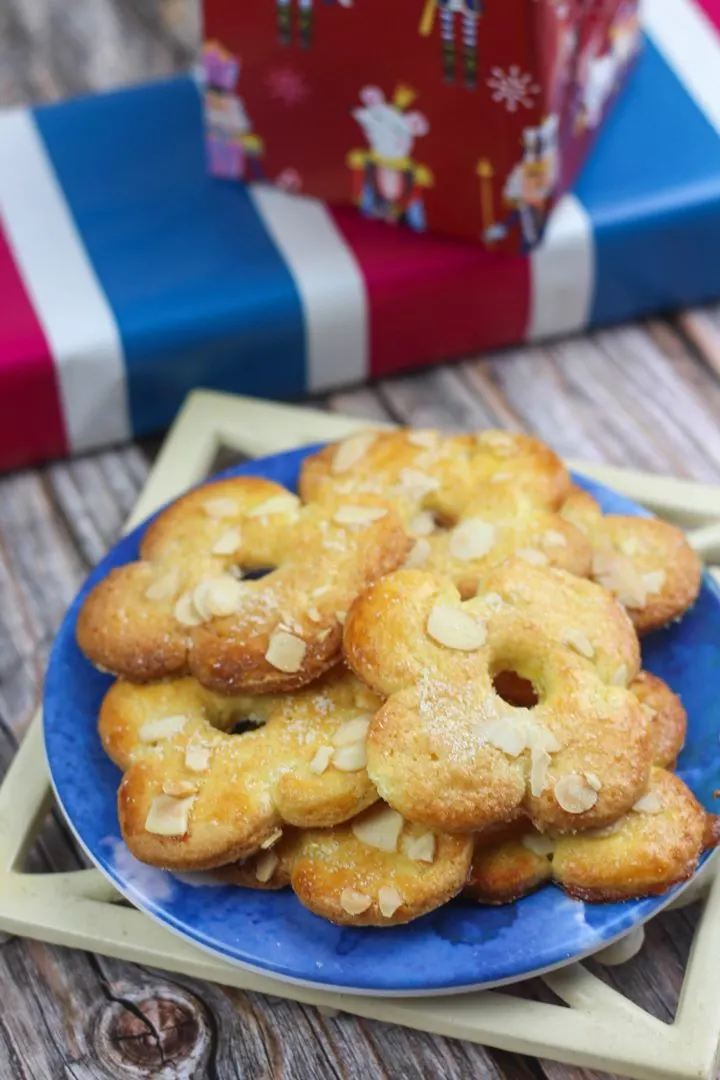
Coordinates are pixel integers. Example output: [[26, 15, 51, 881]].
[[77, 429, 718, 926]]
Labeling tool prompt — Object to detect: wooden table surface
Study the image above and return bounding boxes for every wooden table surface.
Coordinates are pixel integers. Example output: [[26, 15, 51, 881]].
[[4, 2, 720, 1077]]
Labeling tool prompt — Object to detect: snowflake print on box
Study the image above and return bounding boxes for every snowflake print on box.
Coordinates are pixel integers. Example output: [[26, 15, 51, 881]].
[[347, 85, 433, 231], [202, 0, 640, 253], [276, 0, 353, 49], [419, 0, 484, 90], [202, 41, 265, 181], [265, 66, 310, 105], [487, 65, 540, 112]]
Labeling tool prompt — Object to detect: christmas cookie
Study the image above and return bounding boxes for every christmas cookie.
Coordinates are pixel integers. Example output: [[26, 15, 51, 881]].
[[221, 803, 474, 927], [77, 476, 410, 693], [343, 565, 652, 835], [560, 487, 701, 633], [99, 668, 381, 871], [300, 429, 591, 597], [466, 769, 719, 904]]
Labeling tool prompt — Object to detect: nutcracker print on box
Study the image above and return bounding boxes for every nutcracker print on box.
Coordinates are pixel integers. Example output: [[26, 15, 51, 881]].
[[201, 0, 640, 252]]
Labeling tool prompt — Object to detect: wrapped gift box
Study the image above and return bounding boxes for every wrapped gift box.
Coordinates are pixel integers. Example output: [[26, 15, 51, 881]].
[[200, 0, 641, 253], [0, 0, 719, 473]]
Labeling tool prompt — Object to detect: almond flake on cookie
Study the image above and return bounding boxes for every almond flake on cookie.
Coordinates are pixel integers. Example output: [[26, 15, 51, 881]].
[[340, 888, 372, 915], [162, 779, 199, 797], [643, 570, 666, 596], [139, 714, 188, 743], [246, 494, 300, 518], [522, 833, 556, 857], [402, 832, 436, 863], [185, 743, 212, 773], [407, 430, 438, 449], [174, 593, 205, 627], [309, 745, 334, 775], [562, 629, 595, 660], [194, 576, 245, 618], [517, 548, 549, 566], [333, 505, 388, 526], [332, 716, 372, 747], [332, 742, 368, 772], [255, 851, 280, 882], [352, 806, 404, 852], [404, 538, 431, 569], [554, 773, 599, 813], [265, 630, 307, 673], [426, 605, 486, 650], [145, 568, 181, 601], [449, 519, 496, 561], [212, 527, 242, 556], [633, 791, 663, 813], [409, 511, 436, 536], [479, 717, 527, 757], [332, 432, 377, 474], [145, 793, 195, 836], [378, 885, 403, 918]]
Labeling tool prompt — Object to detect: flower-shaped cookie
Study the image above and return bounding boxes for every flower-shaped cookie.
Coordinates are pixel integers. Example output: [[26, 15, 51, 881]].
[[560, 486, 701, 633], [344, 564, 652, 834], [78, 477, 410, 693], [99, 668, 382, 871], [300, 430, 591, 596], [221, 802, 473, 927], [466, 769, 719, 903]]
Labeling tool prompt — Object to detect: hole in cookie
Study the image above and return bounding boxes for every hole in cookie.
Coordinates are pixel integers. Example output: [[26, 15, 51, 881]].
[[430, 510, 457, 532], [493, 670, 539, 709], [228, 714, 265, 736], [242, 566, 275, 581]]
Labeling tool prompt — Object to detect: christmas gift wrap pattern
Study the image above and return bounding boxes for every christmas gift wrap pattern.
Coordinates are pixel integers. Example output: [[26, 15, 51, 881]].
[[200, 0, 641, 253], [1, 0, 720, 472]]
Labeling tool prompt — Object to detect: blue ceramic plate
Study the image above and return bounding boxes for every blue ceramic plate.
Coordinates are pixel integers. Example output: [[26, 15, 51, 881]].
[[44, 448, 720, 995]]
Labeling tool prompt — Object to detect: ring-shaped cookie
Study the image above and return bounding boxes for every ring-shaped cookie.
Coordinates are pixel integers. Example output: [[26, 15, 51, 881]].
[[560, 486, 701, 633], [78, 477, 410, 693], [221, 802, 474, 927], [466, 769, 719, 904], [99, 668, 381, 871], [300, 430, 591, 597], [344, 566, 652, 834]]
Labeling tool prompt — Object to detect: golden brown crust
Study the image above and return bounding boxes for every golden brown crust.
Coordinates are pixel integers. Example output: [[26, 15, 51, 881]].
[[344, 564, 652, 835], [629, 671, 687, 768], [101, 669, 381, 871], [560, 487, 701, 633], [77, 477, 410, 694], [301, 430, 591, 597], [466, 769, 719, 904], [223, 810, 474, 927]]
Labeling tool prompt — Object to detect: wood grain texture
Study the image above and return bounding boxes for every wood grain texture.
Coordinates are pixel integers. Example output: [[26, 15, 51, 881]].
[[3, 2, 720, 1077]]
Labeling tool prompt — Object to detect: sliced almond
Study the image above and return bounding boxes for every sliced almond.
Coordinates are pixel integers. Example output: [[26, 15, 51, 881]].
[[633, 790, 663, 814], [480, 717, 527, 757], [480, 431, 516, 455], [332, 742, 368, 772], [554, 773, 599, 814], [529, 747, 552, 797], [162, 778, 199, 797], [261, 828, 283, 849], [185, 744, 212, 773], [333, 505, 388, 526], [309, 745, 334, 775], [255, 850, 280, 883], [404, 538, 431, 569], [332, 432, 377, 474], [145, 567, 181, 601], [311, 585, 330, 597], [378, 885, 403, 919], [204, 496, 238, 519], [340, 888, 372, 915], [640, 702, 657, 722], [407, 430, 438, 449], [593, 550, 648, 609], [307, 607, 321, 623], [195, 575, 245, 618], [408, 510, 436, 536], [482, 591, 505, 609], [332, 716, 372, 747], [562, 629, 595, 660], [642, 570, 666, 596], [528, 725, 562, 754], [543, 530, 567, 548], [317, 627, 333, 643], [174, 592, 205, 627], [517, 548, 549, 566], [619, 536, 640, 557], [247, 494, 300, 518], [265, 630, 307, 673], [426, 604, 486, 651], [397, 468, 440, 499], [585, 772, 602, 791], [145, 794, 195, 836], [212, 527, 242, 556], [402, 832, 436, 863], [352, 806, 404, 852], [521, 833, 556, 857], [611, 664, 629, 686], [449, 518, 496, 561], [139, 714, 188, 744]]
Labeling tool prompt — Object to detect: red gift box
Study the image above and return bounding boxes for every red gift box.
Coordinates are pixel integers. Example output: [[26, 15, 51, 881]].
[[201, 0, 640, 252]]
